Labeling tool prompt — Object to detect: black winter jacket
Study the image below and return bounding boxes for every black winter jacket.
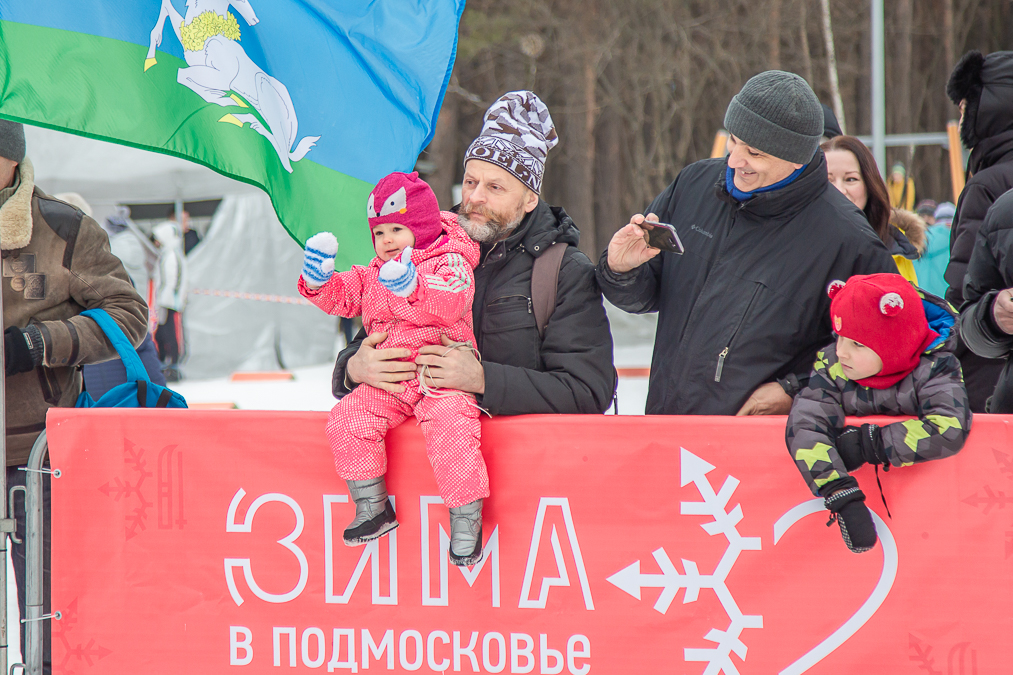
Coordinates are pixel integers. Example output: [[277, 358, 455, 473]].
[[333, 200, 616, 415], [945, 132, 1013, 307], [958, 187, 1013, 412], [596, 153, 896, 415]]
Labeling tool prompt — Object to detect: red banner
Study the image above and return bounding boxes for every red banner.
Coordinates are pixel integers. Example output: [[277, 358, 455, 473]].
[[46, 410, 1013, 674]]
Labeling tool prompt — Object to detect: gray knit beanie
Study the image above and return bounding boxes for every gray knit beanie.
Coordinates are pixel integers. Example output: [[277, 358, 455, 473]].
[[724, 71, 822, 164], [0, 120, 25, 163]]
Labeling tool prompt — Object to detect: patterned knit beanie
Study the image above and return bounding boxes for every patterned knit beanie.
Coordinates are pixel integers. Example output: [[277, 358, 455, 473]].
[[464, 91, 558, 193], [367, 171, 442, 251], [827, 274, 938, 389]]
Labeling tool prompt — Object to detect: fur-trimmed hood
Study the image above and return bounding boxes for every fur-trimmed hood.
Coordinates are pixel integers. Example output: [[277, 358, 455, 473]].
[[890, 208, 927, 256], [0, 157, 34, 250], [947, 50, 1013, 149]]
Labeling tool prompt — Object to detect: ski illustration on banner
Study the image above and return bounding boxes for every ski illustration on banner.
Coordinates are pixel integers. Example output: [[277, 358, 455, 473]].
[[606, 447, 763, 675], [145, 0, 319, 172]]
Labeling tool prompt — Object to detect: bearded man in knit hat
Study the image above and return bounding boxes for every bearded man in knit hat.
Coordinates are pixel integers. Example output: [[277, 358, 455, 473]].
[[333, 91, 616, 416], [598, 71, 896, 416], [0, 119, 147, 672]]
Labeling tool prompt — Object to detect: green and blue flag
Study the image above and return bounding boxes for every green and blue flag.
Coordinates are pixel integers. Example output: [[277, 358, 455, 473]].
[[0, 1, 465, 267]]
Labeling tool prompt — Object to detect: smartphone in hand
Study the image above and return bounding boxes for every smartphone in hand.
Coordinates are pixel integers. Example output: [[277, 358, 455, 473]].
[[642, 221, 685, 254]]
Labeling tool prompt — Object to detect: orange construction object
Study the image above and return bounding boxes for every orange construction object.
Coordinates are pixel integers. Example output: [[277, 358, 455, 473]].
[[187, 402, 239, 410], [711, 130, 729, 159], [947, 120, 966, 203], [228, 371, 294, 382], [617, 367, 651, 378]]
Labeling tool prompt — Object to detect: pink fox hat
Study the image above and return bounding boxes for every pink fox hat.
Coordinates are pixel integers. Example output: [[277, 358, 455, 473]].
[[366, 171, 442, 251], [827, 273, 938, 389]]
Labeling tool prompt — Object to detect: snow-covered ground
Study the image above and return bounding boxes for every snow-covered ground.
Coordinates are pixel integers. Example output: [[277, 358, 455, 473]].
[[167, 342, 654, 415]]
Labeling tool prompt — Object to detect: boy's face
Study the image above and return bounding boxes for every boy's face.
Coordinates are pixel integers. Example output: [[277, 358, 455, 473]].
[[372, 222, 415, 262], [836, 335, 883, 380]]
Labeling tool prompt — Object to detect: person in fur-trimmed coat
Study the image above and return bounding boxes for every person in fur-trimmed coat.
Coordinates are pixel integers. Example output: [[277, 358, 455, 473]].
[[786, 274, 971, 554], [0, 119, 147, 674], [299, 171, 487, 567]]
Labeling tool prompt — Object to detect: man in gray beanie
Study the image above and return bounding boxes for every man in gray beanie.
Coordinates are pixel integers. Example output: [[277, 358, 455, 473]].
[[598, 70, 896, 416], [333, 90, 616, 425], [1, 119, 147, 672]]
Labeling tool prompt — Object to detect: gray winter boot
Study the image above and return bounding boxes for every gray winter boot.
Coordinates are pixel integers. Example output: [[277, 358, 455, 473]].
[[448, 499, 483, 567], [343, 477, 399, 546]]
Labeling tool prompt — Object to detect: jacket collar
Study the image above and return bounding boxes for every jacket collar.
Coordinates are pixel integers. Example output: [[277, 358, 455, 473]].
[[450, 198, 581, 260], [0, 157, 34, 251], [969, 129, 1013, 174], [715, 150, 829, 222]]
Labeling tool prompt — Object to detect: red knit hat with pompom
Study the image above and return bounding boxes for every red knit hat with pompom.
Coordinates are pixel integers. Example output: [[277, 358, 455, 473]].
[[367, 171, 443, 251], [827, 273, 938, 389]]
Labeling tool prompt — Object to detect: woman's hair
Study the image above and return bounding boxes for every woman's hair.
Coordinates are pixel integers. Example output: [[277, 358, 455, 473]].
[[820, 135, 892, 245]]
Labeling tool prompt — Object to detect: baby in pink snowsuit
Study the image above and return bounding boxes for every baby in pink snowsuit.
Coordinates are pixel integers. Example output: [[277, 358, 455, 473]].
[[298, 171, 487, 566]]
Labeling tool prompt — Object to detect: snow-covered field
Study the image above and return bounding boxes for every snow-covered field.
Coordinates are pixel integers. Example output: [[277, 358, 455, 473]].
[[168, 343, 654, 415]]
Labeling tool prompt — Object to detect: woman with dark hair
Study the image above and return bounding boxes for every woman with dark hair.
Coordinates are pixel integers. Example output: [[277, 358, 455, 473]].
[[821, 135, 925, 284]]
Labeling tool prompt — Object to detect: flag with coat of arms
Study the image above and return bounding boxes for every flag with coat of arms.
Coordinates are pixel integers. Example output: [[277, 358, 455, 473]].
[[0, 0, 465, 268]]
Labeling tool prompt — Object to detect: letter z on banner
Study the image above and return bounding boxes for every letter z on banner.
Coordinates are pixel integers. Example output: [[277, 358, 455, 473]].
[[46, 410, 1013, 673]]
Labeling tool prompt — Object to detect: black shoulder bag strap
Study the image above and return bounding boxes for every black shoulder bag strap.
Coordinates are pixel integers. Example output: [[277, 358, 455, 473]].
[[531, 242, 568, 339]]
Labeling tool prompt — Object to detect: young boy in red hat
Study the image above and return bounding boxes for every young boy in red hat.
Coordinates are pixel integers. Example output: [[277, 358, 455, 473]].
[[298, 171, 487, 566], [786, 273, 971, 553]]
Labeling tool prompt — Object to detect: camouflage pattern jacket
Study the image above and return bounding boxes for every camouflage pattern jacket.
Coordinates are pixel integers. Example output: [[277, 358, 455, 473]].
[[786, 290, 971, 496]]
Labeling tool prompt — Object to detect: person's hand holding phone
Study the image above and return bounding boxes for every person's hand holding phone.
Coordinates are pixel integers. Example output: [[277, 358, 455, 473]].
[[607, 212, 662, 274]]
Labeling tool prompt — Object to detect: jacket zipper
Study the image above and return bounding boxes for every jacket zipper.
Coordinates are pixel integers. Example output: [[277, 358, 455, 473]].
[[714, 283, 761, 382], [489, 294, 532, 313]]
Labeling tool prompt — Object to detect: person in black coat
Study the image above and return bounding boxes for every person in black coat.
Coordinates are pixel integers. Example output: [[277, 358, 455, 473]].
[[332, 91, 615, 415], [957, 189, 1013, 412], [944, 50, 1013, 412], [597, 71, 896, 416]]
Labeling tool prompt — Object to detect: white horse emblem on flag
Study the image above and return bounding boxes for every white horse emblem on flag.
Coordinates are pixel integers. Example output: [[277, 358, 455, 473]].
[[145, 0, 320, 172]]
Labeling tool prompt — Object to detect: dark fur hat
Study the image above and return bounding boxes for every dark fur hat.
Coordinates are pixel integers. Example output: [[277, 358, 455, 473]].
[[947, 51, 985, 148]]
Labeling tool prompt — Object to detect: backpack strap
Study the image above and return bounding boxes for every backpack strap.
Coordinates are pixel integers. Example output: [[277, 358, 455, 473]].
[[531, 242, 568, 339], [80, 308, 150, 384]]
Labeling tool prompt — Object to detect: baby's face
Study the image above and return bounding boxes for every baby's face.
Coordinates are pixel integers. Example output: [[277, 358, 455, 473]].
[[836, 335, 883, 381], [372, 223, 415, 261]]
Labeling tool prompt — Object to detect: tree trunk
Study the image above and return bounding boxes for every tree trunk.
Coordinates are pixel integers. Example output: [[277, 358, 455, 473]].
[[943, 0, 954, 73], [560, 51, 598, 259], [594, 103, 623, 260], [895, 0, 914, 136], [426, 92, 459, 210], [799, 1, 815, 87], [768, 0, 782, 69], [820, 0, 847, 134]]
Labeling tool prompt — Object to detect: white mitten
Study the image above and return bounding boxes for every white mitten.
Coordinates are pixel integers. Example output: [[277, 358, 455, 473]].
[[302, 232, 339, 288], [377, 247, 417, 297]]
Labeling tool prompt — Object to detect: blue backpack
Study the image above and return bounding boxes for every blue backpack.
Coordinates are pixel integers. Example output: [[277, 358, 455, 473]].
[[75, 308, 188, 409]]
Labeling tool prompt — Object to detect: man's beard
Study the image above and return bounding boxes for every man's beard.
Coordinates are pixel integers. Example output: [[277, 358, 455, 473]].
[[458, 201, 526, 243]]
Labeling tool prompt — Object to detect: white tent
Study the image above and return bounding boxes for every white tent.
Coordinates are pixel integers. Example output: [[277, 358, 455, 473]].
[[25, 126, 260, 211], [24, 126, 339, 380]]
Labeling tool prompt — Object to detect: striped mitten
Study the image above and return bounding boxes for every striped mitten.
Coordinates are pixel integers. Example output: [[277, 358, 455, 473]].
[[378, 247, 417, 297], [302, 232, 338, 288]]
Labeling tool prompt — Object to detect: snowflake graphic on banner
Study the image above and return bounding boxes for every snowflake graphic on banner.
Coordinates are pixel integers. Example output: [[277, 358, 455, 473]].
[[961, 447, 1013, 559], [606, 448, 762, 674], [98, 439, 153, 540]]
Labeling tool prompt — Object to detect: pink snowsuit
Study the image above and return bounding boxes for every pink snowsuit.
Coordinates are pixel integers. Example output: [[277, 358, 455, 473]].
[[299, 212, 488, 508]]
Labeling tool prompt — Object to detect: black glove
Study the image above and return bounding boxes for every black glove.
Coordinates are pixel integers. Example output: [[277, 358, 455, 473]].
[[834, 424, 888, 471], [821, 476, 877, 553], [4, 325, 44, 376]]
